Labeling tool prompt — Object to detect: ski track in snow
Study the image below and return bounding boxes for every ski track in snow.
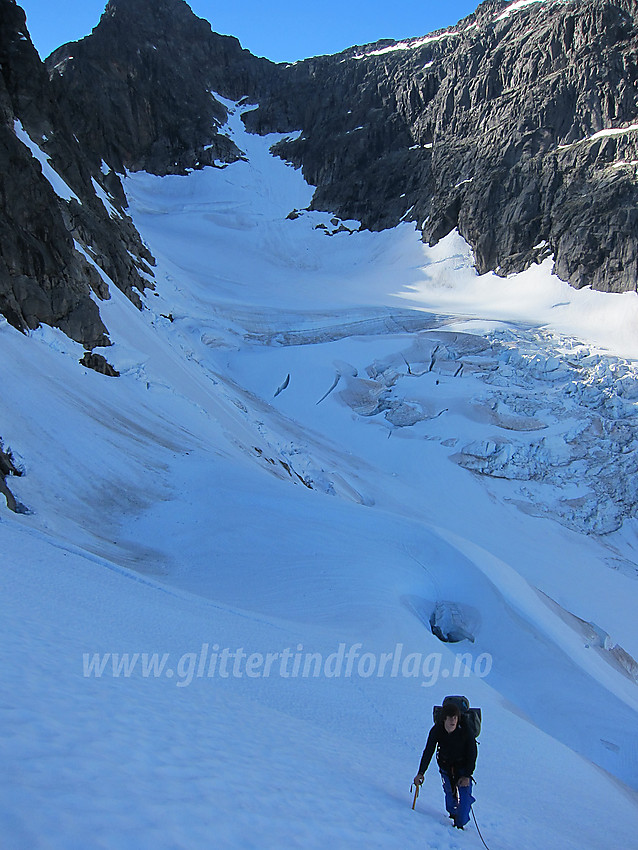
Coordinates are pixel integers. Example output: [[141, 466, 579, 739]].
[[1, 97, 638, 849]]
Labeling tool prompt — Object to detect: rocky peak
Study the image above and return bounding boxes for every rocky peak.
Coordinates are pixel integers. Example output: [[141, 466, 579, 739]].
[[47, 0, 278, 175], [99, 0, 216, 36]]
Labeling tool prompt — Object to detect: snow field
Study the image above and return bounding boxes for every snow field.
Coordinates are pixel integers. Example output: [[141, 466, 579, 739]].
[[1, 96, 638, 849]]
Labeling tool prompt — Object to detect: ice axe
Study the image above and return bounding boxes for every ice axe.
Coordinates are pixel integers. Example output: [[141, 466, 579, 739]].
[[410, 779, 421, 810]]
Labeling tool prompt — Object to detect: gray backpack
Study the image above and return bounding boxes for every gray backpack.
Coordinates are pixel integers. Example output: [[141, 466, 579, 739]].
[[433, 695, 482, 738]]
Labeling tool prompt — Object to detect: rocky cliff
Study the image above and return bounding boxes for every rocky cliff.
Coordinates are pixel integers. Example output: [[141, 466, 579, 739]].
[[266, 0, 638, 293], [49, 0, 638, 295], [3, 0, 638, 350], [46, 0, 280, 175], [0, 0, 154, 350]]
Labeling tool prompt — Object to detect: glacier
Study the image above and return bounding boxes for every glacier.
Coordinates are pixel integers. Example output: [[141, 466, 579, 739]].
[[1, 96, 638, 849]]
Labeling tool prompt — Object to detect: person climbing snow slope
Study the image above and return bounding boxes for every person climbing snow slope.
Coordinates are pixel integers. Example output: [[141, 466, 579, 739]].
[[414, 701, 477, 830]]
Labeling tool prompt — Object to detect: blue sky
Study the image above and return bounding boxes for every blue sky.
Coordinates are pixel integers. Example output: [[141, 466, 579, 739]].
[[19, 0, 480, 63]]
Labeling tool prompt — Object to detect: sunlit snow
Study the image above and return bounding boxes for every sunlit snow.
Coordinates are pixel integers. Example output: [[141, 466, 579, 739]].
[[496, 0, 550, 21], [352, 31, 455, 59], [1, 96, 638, 850]]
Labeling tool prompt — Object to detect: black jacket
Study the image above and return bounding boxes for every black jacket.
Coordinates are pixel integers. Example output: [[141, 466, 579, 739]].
[[418, 722, 477, 778]]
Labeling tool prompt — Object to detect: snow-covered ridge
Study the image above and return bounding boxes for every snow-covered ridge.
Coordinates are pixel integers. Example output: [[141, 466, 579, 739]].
[[495, 0, 573, 22], [13, 119, 81, 203], [496, 0, 549, 20], [559, 123, 638, 152], [589, 124, 638, 141], [91, 177, 120, 218], [352, 30, 456, 60]]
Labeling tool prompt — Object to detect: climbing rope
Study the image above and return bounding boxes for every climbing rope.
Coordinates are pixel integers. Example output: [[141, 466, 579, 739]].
[[471, 806, 491, 850]]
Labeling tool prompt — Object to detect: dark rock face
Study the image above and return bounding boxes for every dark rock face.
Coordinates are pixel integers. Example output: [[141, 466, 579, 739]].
[[79, 351, 120, 376], [3, 0, 638, 353], [0, 438, 26, 512], [47, 0, 280, 175], [0, 0, 154, 347], [260, 0, 638, 293], [47, 0, 638, 294]]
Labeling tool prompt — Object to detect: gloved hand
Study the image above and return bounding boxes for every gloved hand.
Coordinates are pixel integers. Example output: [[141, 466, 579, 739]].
[[413, 773, 424, 785], [457, 776, 470, 787]]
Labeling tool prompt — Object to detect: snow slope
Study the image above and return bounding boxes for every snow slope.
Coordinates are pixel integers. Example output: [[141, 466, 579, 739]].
[[2, 96, 638, 850]]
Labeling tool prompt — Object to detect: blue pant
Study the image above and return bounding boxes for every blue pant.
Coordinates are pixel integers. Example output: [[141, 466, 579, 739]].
[[441, 771, 475, 828]]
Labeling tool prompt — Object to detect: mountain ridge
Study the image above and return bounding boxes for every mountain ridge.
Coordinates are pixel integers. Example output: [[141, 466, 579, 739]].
[[1, 0, 638, 349]]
